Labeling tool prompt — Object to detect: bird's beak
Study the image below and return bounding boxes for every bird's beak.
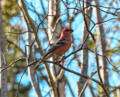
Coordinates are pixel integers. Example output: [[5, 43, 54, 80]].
[[70, 29, 74, 33]]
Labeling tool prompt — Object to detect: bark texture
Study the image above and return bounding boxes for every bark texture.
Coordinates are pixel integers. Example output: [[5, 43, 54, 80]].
[[0, 0, 7, 96]]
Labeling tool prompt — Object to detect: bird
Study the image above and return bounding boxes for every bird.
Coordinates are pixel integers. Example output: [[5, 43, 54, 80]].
[[35, 27, 73, 69]]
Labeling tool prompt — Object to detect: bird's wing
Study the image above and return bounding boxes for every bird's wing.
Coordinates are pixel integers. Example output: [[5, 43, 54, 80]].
[[43, 38, 66, 57]]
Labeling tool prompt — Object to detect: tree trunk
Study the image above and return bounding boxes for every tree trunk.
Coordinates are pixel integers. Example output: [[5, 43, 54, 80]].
[[26, 24, 42, 97], [48, 0, 65, 97], [77, 0, 91, 96], [19, 0, 42, 96], [94, 0, 109, 89], [0, 0, 7, 96]]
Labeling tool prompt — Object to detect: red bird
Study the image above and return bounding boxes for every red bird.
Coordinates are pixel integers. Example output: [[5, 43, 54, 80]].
[[35, 28, 73, 69]]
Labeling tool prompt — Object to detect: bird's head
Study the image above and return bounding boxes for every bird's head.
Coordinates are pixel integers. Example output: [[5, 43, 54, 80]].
[[60, 28, 74, 38]]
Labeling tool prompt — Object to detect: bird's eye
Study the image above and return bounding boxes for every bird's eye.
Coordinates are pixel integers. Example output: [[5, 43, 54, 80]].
[[66, 30, 69, 32]]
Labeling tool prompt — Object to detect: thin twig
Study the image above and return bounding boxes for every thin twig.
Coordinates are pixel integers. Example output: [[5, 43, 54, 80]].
[[0, 57, 26, 73]]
